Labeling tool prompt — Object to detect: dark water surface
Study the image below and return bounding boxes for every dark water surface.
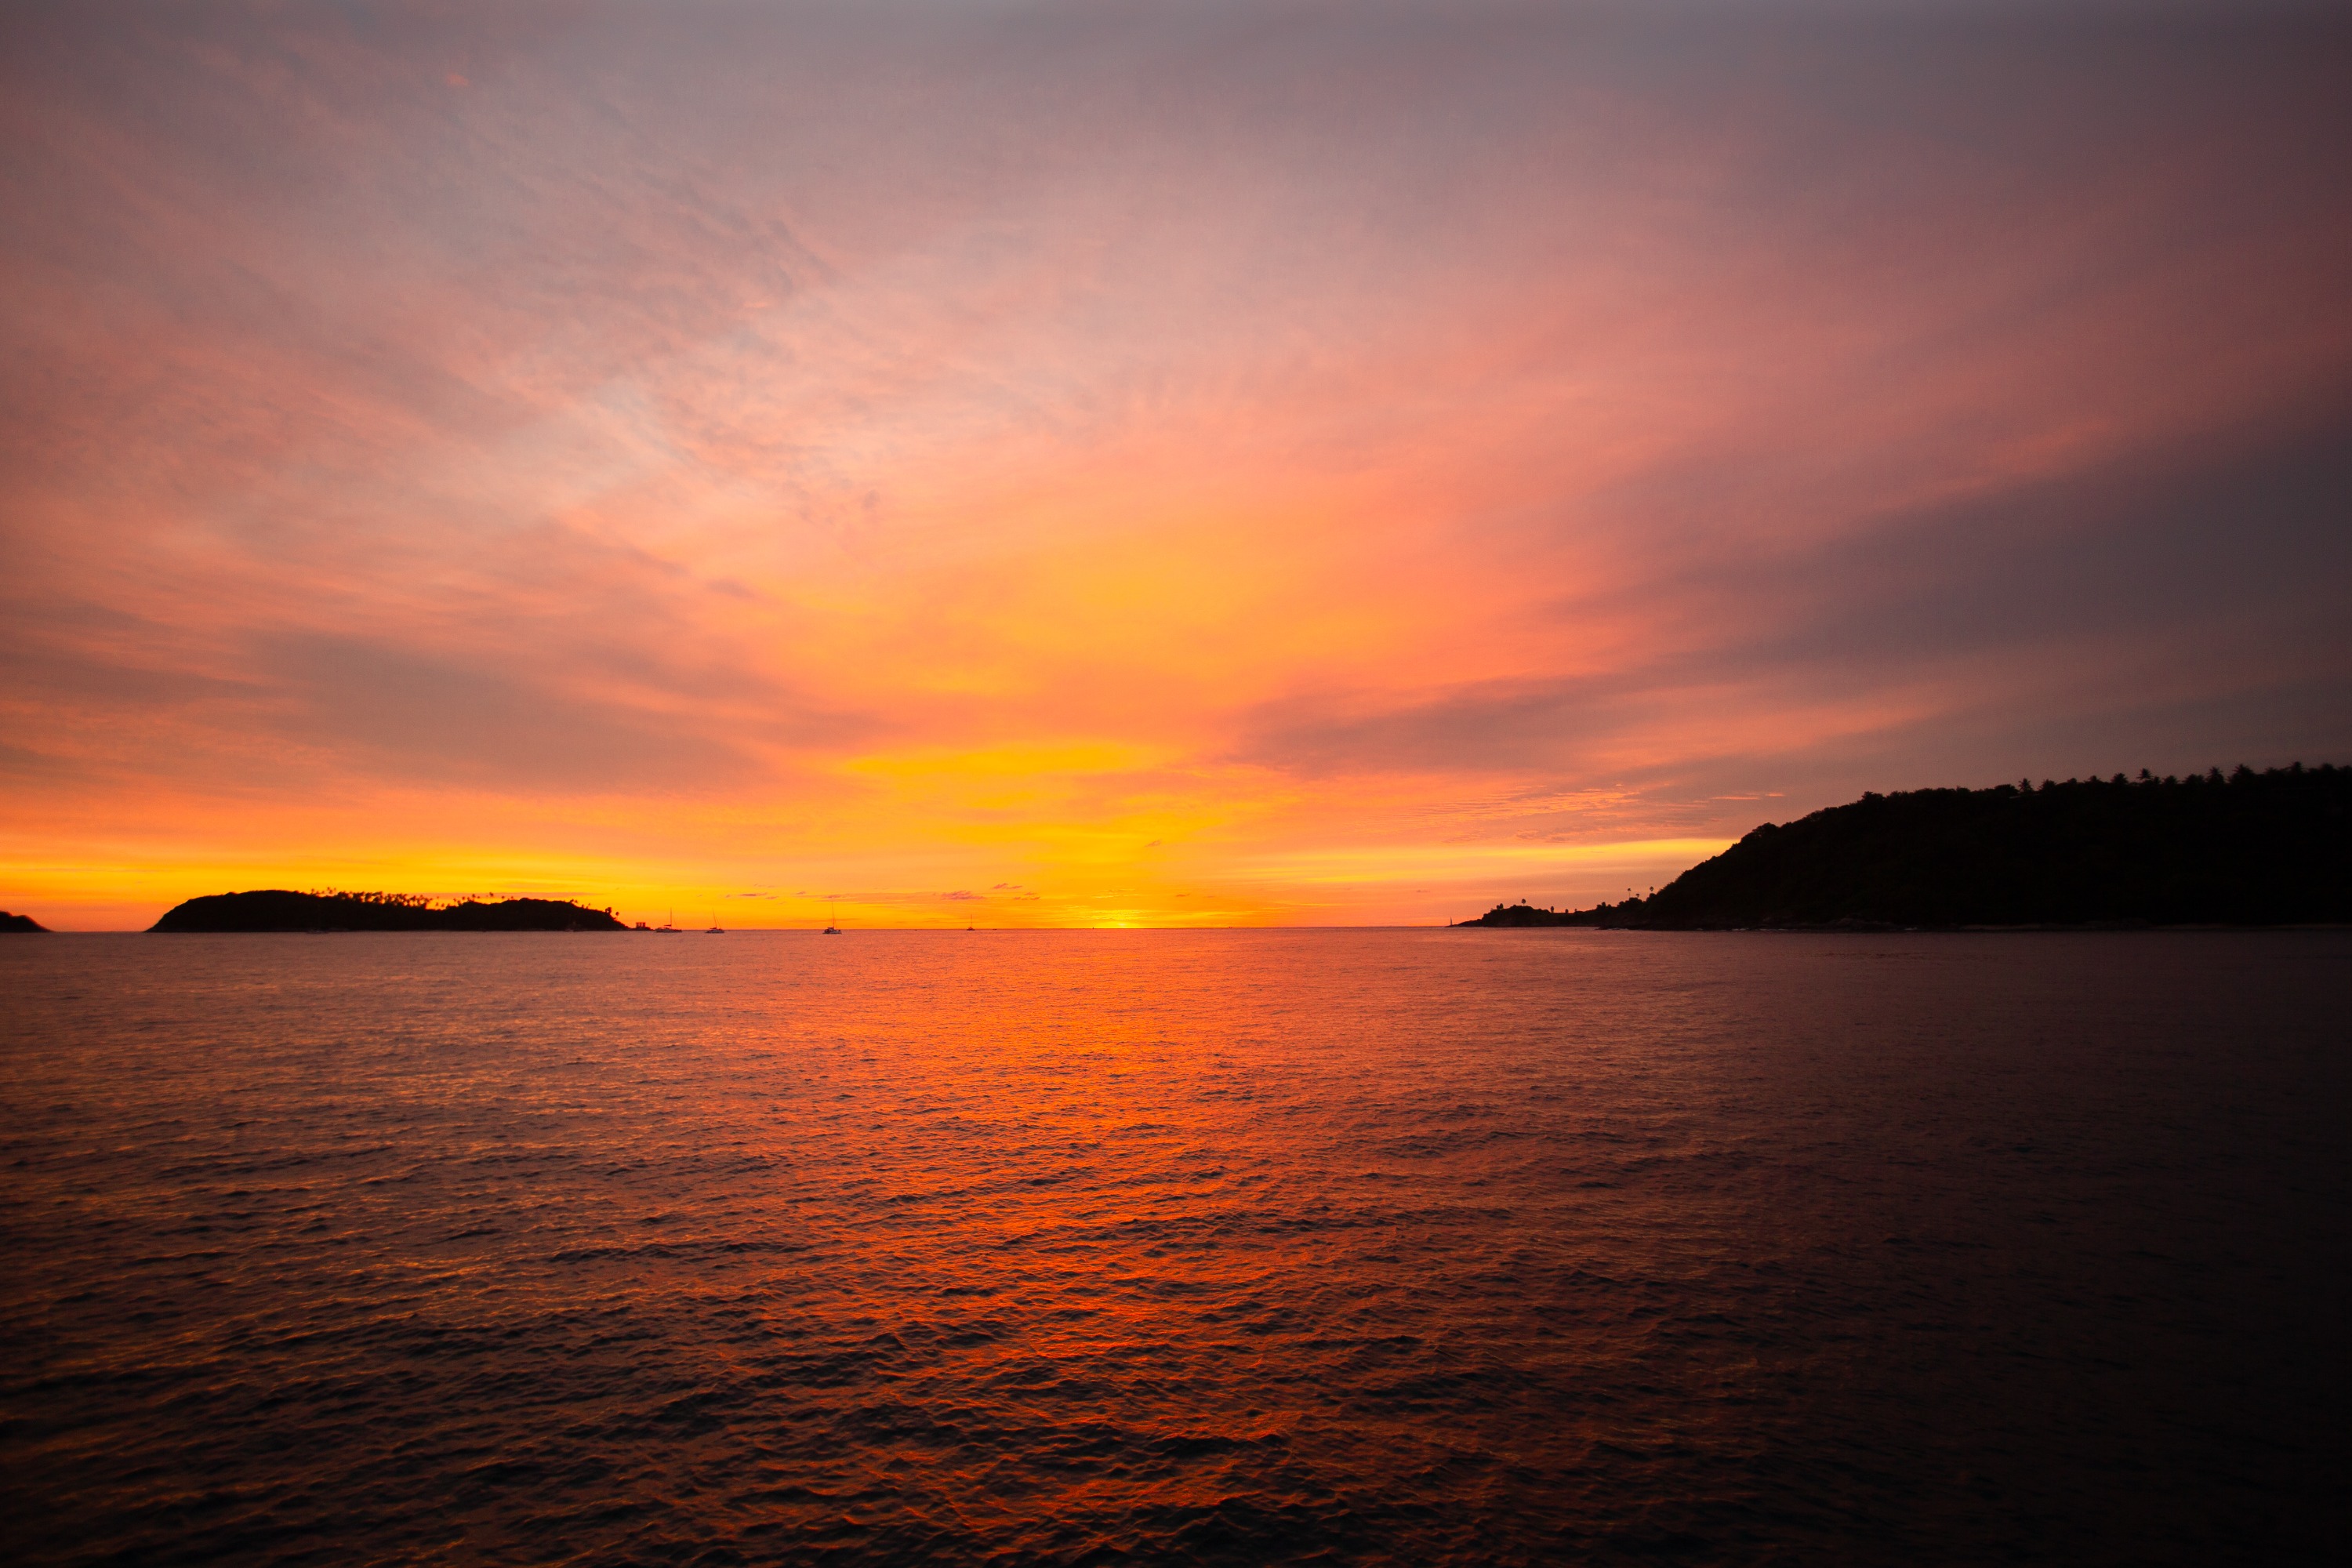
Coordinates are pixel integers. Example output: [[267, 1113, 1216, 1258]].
[[2, 930, 2343, 1565]]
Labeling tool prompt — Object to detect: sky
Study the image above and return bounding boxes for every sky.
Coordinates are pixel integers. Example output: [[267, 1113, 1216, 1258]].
[[3, 1, 2349, 931]]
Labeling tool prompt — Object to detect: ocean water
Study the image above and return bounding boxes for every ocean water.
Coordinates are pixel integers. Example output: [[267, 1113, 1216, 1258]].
[[2, 929, 2343, 1565]]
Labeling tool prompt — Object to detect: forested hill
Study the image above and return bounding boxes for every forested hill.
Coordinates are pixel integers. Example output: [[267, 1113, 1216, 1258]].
[[1460, 764, 2351, 929], [150, 891, 628, 932]]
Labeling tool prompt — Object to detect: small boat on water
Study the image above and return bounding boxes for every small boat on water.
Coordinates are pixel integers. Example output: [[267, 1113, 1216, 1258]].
[[822, 920, 841, 935], [706, 925, 724, 934]]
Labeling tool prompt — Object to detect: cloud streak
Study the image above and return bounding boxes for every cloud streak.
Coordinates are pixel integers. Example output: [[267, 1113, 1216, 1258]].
[[2, 2, 2347, 925]]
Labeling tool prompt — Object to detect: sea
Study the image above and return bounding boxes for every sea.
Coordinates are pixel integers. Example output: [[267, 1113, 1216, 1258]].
[[2, 929, 2343, 1565]]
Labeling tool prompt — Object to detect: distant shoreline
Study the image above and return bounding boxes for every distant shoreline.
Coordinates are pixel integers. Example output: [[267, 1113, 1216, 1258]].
[[1459, 920, 2352, 934], [37, 921, 2348, 936], [147, 891, 630, 934]]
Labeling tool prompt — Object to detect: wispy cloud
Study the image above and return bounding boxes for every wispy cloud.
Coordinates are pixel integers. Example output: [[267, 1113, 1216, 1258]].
[[2, 2, 2347, 925]]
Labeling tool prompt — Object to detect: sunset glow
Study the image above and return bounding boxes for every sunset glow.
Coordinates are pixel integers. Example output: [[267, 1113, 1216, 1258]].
[[5, 2, 2348, 928]]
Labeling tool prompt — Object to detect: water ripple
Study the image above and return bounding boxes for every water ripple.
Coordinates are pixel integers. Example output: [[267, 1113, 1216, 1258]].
[[2, 930, 2344, 1564]]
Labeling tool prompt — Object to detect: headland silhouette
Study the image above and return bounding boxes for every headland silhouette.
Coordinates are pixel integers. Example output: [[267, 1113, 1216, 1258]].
[[1463, 763, 2350, 929], [1, 909, 49, 933]]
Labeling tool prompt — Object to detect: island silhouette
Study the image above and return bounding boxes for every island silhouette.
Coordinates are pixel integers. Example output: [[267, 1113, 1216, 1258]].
[[1463, 762, 2350, 929], [1, 909, 49, 933], [150, 891, 629, 933]]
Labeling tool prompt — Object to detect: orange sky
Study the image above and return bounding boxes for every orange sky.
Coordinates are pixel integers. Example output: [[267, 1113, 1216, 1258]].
[[5, 3, 2350, 929]]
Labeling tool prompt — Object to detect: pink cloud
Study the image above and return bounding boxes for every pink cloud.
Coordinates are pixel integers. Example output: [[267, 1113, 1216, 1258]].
[[2, 2, 2347, 925]]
